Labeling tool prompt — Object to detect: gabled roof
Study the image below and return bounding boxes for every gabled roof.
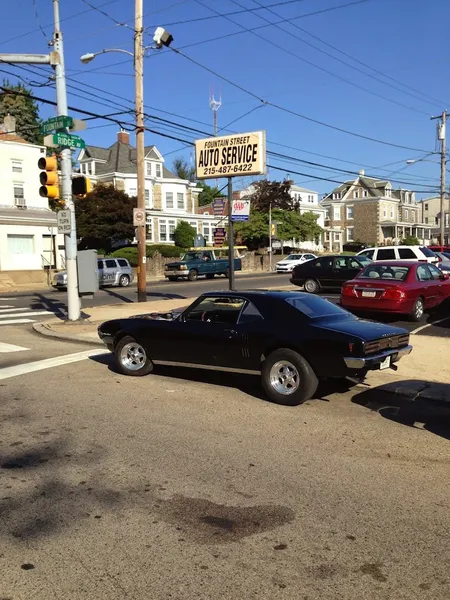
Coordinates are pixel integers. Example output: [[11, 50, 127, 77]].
[[291, 185, 318, 194]]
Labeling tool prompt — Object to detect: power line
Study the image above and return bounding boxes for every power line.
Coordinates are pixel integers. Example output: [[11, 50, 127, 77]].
[[31, 0, 49, 42], [79, 0, 133, 30]]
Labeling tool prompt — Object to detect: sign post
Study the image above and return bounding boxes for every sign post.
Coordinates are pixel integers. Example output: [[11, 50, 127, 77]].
[[195, 130, 266, 290]]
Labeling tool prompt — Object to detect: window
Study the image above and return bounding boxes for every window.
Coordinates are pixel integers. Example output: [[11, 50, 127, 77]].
[[14, 184, 25, 206], [383, 206, 387, 218], [404, 192, 409, 203], [334, 257, 348, 269], [424, 203, 428, 211], [363, 190, 368, 198], [169, 220, 176, 241], [314, 257, 333, 269], [129, 188, 137, 197], [334, 232, 340, 241], [159, 222, 167, 242], [358, 265, 409, 281], [12, 160, 22, 173], [332, 192, 341, 199], [359, 249, 374, 259], [333, 206, 341, 220], [189, 221, 198, 231], [105, 259, 116, 268], [376, 248, 396, 260], [354, 190, 359, 198], [385, 188, 391, 198], [155, 164, 162, 178], [85, 162, 93, 176], [285, 295, 349, 319], [404, 209, 409, 220], [325, 208, 331, 219], [177, 192, 184, 209], [238, 302, 263, 324], [390, 206, 395, 219], [117, 259, 129, 267], [7, 234, 33, 254], [411, 211, 415, 222], [417, 265, 432, 282], [398, 248, 416, 259], [346, 206, 354, 219], [308, 194, 314, 203], [147, 218, 153, 241], [425, 217, 428, 224], [346, 227, 354, 241], [145, 162, 152, 176], [185, 296, 245, 324], [428, 264, 443, 280], [435, 216, 439, 225], [97, 260, 104, 269], [166, 192, 174, 208], [145, 189, 150, 206]]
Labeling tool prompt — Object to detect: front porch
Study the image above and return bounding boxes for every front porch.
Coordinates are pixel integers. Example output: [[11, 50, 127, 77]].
[[380, 222, 433, 245]]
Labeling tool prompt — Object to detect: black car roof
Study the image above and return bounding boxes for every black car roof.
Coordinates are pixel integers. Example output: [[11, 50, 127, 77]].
[[201, 290, 311, 302]]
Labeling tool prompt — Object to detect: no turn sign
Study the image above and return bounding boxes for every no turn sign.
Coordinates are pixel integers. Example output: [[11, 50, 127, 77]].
[[133, 208, 146, 226]]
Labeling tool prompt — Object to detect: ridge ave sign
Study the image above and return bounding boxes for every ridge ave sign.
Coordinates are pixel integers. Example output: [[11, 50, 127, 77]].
[[195, 131, 266, 180]]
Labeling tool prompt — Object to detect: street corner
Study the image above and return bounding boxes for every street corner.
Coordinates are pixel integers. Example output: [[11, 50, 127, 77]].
[[32, 320, 102, 346], [351, 378, 450, 435]]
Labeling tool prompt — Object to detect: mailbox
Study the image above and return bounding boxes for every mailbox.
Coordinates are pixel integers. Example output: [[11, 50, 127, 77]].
[[77, 249, 99, 296]]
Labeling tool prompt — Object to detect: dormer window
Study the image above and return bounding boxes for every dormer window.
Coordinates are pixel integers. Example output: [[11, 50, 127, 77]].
[[146, 162, 152, 177], [155, 163, 162, 178], [332, 192, 341, 200], [354, 189, 359, 198], [385, 187, 391, 198]]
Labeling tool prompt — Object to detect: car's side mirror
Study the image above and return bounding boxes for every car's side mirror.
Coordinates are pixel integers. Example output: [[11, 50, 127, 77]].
[[441, 273, 449, 280]]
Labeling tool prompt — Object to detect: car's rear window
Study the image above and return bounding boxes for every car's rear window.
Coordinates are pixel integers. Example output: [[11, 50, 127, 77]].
[[285, 295, 349, 318], [358, 264, 410, 281], [419, 247, 436, 257]]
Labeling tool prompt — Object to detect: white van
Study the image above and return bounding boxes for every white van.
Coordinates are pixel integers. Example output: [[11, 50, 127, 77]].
[[356, 246, 438, 264]]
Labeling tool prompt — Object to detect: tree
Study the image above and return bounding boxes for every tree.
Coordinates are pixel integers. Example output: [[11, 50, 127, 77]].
[[173, 220, 196, 248], [172, 157, 196, 181], [250, 179, 295, 212], [401, 234, 420, 245], [74, 184, 136, 252], [197, 181, 225, 207], [0, 80, 43, 145]]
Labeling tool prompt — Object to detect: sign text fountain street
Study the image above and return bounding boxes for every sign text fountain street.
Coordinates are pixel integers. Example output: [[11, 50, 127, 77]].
[[195, 130, 266, 290]]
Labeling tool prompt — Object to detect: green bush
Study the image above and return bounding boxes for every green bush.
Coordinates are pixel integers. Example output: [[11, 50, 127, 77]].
[[109, 245, 186, 266]]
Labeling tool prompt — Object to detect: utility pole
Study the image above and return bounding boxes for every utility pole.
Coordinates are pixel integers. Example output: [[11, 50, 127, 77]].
[[53, 0, 80, 320], [431, 111, 447, 246], [209, 90, 222, 188], [269, 201, 272, 271], [135, 0, 147, 302], [227, 177, 235, 291]]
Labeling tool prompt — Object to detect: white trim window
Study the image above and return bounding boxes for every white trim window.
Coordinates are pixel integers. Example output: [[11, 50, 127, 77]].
[[332, 192, 341, 199], [7, 234, 34, 254], [385, 188, 391, 198], [363, 190, 368, 197], [145, 189, 150, 206], [155, 163, 162, 178], [177, 192, 185, 210], [333, 206, 341, 220], [145, 162, 152, 176], [202, 222, 211, 243], [165, 192, 174, 209], [390, 206, 395, 219], [354, 190, 359, 198], [168, 219, 176, 241], [404, 209, 409, 220], [189, 221, 198, 233], [159, 221, 167, 242], [334, 232, 340, 242], [11, 159, 22, 173], [146, 218, 153, 241], [346, 227, 354, 241], [346, 206, 354, 219], [14, 184, 25, 206]]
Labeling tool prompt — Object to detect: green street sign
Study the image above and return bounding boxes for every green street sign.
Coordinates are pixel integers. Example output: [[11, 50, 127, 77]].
[[41, 115, 74, 134], [52, 132, 85, 150]]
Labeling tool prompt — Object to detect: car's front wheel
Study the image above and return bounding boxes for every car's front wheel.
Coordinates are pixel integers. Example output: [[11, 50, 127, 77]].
[[114, 335, 154, 376], [188, 269, 198, 281], [261, 348, 318, 406], [409, 297, 424, 322], [118, 274, 130, 287], [304, 278, 319, 293]]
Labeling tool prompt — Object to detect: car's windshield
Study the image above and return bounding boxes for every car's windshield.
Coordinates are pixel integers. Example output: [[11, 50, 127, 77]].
[[419, 247, 437, 258], [356, 255, 372, 266], [285, 295, 350, 319], [358, 264, 410, 281], [182, 252, 204, 261], [286, 255, 302, 260], [443, 252, 450, 260]]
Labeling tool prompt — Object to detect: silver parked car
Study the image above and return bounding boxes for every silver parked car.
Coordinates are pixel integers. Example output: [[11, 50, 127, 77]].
[[53, 257, 134, 289]]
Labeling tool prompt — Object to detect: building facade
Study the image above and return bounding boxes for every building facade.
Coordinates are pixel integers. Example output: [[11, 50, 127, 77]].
[[321, 170, 433, 251], [0, 116, 64, 272], [79, 131, 221, 246], [419, 195, 449, 244]]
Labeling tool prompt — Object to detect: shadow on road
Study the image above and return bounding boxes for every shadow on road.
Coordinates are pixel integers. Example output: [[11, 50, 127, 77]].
[[352, 380, 450, 440], [29, 292, 68, 321]]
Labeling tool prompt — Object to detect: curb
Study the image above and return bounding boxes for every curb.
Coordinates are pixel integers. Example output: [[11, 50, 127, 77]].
[[32, 322, 104, 346]]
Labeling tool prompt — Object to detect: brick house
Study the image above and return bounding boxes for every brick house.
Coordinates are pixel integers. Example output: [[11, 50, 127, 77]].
[[78, 131, 221, 245], [321, 170, 433, 250]]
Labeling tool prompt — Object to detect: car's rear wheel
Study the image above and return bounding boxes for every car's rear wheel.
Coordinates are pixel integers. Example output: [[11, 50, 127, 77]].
[[188, 269, 198, 281], [304, 278, 319, 294], [118, 274, 130, 287], [261, 348, 318, 406], [206, 273, 215, 279], [114, 335, 153, 376], [410, 297, 424, 322], [224, 268, 230, 278]]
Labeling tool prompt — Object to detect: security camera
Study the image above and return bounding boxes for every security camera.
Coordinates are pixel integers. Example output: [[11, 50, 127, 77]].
[[153, 27, 174, 49]]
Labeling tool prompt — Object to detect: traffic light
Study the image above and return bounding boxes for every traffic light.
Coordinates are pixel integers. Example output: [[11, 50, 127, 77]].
[[38, 156, 59, 199], [271, 223, 277, 237], [72, 175, 92, 198]]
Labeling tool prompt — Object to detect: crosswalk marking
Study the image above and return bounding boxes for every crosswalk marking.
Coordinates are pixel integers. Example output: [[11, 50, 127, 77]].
[[0, 310, 53, 320], [0, 306, 15, 310], [0, 307, 29, 313], [0, 342, 30, 353], [0, 319, 34, 326]]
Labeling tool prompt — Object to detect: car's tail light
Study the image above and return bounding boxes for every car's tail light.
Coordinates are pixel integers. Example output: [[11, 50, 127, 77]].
[[383, 288, 406, 300], [341, 284, 356, 297]]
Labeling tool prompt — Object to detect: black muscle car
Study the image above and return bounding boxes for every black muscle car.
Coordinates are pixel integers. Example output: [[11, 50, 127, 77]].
[[97, 291, 412, 406]]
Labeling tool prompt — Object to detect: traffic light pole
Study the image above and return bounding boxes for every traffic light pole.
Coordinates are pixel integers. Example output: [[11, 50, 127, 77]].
[[53, 0, 81, 320]]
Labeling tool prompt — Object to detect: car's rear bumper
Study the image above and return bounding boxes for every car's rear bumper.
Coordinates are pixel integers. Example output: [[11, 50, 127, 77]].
[[340, 297, 414, 314], [290, 277, 304, 286], [344, 345, 412, 370]]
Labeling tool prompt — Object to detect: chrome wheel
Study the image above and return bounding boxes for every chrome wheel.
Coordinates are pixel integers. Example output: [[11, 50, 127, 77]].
[[119, 275, 130, 287], [269, 360, 300, 396], [414, 299, 424, 320], [120, 342, 147, 371], [304, 279, 318, 293]]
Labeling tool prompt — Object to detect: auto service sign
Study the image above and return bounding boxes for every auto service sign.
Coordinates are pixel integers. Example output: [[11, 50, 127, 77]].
[[232, 199, 251, 221], [195, 131, 266, 180]]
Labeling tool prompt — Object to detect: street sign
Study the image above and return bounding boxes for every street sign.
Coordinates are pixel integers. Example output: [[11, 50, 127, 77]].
[[213, 227, 226, 247], [195, 131, 266, 180], [133, 208, 146, 226], [57, 209, 72, 234], [41, 115, 74, 134], [52, 132, 85, 150], [212, 197, 226, 216], [231, 199, 251, 222]]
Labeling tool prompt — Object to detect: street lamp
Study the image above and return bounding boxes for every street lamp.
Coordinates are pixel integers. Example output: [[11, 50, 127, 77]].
[[80, 18, 173, 302]]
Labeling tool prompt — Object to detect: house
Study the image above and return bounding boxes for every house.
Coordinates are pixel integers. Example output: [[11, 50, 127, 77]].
[[78, 131, 221, 246], [419, 195, 449, 244], [321, 170, 433, 251], [232, 182, 325, 250], [0, 115, 64, 272]]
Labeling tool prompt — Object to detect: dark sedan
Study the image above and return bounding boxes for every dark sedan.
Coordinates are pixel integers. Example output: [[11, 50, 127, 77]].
[[290, 255, 371, 293], [98, 291, 412, 407]]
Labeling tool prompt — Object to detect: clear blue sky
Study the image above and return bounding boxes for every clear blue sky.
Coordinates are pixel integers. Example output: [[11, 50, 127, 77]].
[[1, 0, 449, 197]]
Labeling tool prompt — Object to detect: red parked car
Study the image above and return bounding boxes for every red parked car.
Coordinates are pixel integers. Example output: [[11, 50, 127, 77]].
[[340, 261, 450, 321]]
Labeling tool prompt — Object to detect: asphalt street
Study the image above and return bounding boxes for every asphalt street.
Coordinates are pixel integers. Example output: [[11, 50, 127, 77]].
[[0, 327, 449, 600], [1, 271, 449, 336]]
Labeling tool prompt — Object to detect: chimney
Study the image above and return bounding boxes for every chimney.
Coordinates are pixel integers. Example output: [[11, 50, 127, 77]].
[[2, 114, 16, 134], [359, 169, 365, 176], [117, 129, 130, 144]]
